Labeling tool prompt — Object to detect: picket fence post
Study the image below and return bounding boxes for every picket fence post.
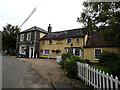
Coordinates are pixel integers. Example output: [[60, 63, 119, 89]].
[[77, 62, 120, 89]]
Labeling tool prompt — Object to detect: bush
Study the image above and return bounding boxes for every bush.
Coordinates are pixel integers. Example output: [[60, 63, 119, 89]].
[[99, 51, 120, 79], [64, 55, 85, 78], [59, 52, 73, 68]]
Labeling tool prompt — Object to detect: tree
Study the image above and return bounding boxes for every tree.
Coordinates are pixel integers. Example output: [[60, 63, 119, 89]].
[[77, 1, 120, 45], [2, 24, 20, 51]]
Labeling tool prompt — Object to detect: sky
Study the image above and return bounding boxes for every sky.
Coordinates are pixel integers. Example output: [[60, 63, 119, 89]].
[[0, 0, 85, 32]]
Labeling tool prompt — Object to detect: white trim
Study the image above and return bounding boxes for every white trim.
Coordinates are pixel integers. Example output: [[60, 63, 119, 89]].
[[49, 40, 53, 44], [29, 46, 34, 58], [66, 38, 72, 44], [20, 34, 24, 41], [94, 49, 102, 60], [44, 50, 50, 55], [27, 33, 31, 41], [19, 45, 26, 55]]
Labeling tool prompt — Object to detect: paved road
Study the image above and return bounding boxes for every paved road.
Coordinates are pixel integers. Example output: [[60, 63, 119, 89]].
[[2, 56, 52, 88]]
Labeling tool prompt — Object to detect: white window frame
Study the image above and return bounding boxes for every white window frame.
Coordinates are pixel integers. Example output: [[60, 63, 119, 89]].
[[49, 40, 53, 44], [73, 48, 81, 57], [66, 48, 81, 57], [27, 33, 31, 41], [19, 45, 26, 55], [66, 38, 72, 44], [44, 50, 50, 55], [94, 49, 102, 60], [20, 34, 24, 41]]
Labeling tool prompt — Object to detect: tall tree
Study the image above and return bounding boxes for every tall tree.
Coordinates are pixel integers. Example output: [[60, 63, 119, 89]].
[[77, 1, 120, 45], [2, 24, 20, 51]]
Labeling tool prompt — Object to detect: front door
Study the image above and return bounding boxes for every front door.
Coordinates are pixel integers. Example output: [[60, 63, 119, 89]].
[[29, 46, 34, 58]]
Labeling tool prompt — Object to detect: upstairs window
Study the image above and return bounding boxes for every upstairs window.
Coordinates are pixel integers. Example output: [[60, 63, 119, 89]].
[[27, 33, 31, 41], [76, 38, 79, 43], [42, 41, 45, 45], [94, 49, 102, 60], [20, 34, 24, 41], [49, 40, 53, 44], [67, 38, 72, 44]]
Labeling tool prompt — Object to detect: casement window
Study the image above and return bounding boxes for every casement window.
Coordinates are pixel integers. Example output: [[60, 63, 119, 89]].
[[19, 45, 26, 54], [20, 34, 24, 41], [73, 48, 81, 57], [44, 50, 50, 55], [49, 40, 53, 44], [67, 38, 72, 44], [94, 49, 102, 60], [27, 33, 31, 41], [66, 48, 81, 57]]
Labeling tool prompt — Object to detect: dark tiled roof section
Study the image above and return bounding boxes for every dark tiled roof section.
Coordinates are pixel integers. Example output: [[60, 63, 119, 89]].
[[85, 31, 118, 47], [40, 28, 85, 40], [20, 26, 47, 34]]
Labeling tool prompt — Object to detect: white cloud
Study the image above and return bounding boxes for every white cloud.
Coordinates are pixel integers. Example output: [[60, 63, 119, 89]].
[[0, 0, 84, 31]]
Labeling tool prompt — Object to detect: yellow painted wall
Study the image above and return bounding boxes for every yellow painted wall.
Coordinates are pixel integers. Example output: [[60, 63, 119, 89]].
[[40, 33, 46, 38], [84, 47, 119, 62], [39, 37, 84, 58]]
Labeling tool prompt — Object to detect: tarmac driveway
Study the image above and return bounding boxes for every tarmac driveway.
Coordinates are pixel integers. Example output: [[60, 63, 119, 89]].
[[2, 56, 52, 88]]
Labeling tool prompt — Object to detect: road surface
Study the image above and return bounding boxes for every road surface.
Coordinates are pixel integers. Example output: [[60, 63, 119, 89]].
[[2, 56, 52, 88]]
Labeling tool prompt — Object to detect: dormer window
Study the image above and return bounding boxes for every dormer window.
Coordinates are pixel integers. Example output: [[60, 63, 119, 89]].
[[67, 38, 72, 44], [20, 34, 24, 41], [49, 40, 53, 44], [27, 33, 31, 41]]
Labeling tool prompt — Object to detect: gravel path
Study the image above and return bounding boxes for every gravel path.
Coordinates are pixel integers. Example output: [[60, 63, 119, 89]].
[[17, 58, 91, 88]]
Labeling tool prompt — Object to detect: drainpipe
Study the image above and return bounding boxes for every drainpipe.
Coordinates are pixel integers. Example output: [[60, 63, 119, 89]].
[[34, 31, 37, 58]]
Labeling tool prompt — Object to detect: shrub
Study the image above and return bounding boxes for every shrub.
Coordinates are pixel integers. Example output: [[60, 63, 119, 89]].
[[59, 52, 73, 68], [99, 51, 120, 66], [64, 55, 85, 78], [99, 50, 120, 79]]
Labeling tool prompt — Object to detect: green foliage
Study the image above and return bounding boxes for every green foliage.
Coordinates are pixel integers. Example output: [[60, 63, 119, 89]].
[[64, 55, 85, 78], [2, 24, 20, 51], [59, 52, 73, 68], [77, 2, 120, 45], [99, 51, 120, 79]]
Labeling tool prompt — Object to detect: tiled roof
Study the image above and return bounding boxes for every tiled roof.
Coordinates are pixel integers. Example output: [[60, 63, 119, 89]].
[[20, 26, 47, 34], [85, 31, 118, 47], [40, 28, 85, 40]]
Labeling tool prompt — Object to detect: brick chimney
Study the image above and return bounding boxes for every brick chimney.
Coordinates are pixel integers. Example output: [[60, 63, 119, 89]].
[[48, 24, 52, 33]]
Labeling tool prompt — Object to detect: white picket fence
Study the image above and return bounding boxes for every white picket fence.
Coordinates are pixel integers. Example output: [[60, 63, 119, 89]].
[[77, 62, 120, 89], [56, 56, 61, 63]]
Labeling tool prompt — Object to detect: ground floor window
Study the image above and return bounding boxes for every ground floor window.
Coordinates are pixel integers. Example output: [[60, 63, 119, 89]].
[[19, 45, 26, 54], [66, 48, 81, 57], [94, 49, 102, 60], [44, 50, 50, 55]]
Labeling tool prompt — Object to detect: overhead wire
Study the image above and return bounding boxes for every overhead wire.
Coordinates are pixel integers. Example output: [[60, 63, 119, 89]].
[[19, 0, 41, 28]]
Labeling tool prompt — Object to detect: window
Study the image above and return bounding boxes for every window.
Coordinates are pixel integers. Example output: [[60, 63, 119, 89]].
[[49, 40, 53, 44], [19, 46, 26, 54], [67, 38, 72, 44], [94, 49, 102, 60], [20, 34, 24, 41], [27, 33, 31, 41], [66, 48, 81, 57], [44, 50, 50, 55], [42, 41, 45, 45], [76, 39, 79, 43], [74, 49, 81, 57]]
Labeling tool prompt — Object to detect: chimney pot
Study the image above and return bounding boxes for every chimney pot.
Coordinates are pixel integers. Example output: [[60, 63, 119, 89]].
[[48, 24, 52, 33]]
